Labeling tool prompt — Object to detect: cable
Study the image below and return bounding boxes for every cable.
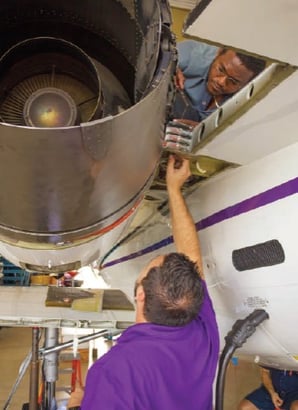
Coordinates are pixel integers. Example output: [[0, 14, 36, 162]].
[[215, 309, 269, 410]]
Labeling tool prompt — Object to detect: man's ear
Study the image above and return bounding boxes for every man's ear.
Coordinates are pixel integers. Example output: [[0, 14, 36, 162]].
[[136, 285, 145, 303]]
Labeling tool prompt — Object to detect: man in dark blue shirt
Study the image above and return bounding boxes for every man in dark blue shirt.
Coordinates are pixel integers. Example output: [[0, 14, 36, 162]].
[[172, 40, 266, 123]]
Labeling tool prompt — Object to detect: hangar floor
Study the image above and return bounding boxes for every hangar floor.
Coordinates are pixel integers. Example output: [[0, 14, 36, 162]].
[[0, 326, 261, 410]]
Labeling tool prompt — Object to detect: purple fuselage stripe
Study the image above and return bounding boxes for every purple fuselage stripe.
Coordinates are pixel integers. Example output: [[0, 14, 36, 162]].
[[197, 176, 298, 229], [103, 177, 298, 268]]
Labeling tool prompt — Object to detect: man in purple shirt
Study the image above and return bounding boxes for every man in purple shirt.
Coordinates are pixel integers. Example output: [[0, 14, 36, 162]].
[[69, 155, 219, 410]]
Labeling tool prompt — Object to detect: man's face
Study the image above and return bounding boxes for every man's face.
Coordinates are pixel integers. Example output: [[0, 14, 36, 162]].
[[207, 50, 254, 96]]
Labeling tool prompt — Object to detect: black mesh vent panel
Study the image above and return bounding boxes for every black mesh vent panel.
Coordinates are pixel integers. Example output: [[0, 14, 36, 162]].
[[232, 239, 285, 271]]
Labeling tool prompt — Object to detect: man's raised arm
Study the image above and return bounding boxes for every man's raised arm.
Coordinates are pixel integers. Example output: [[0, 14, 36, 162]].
[[166, 155, 203, 278]]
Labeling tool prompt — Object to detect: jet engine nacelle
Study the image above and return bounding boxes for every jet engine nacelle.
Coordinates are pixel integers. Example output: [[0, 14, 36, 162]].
[[0, 0, 176, 272]]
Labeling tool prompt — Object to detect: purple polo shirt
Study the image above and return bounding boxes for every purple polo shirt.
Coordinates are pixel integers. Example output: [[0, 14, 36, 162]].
[[81, 280, 219, 410]]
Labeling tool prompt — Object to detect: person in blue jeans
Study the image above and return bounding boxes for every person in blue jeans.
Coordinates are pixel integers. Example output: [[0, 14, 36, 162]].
[[238, 366, 298, 410]]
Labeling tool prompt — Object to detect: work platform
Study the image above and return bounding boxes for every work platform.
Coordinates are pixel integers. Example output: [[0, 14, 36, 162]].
[[0, 286, 135, 329]]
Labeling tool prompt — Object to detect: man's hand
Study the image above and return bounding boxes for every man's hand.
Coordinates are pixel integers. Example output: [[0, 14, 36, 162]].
[[68, 387, 84, 408], [166, 155, 191, 193], [270, 391, 283, 408], [174, 67, 185, 90]]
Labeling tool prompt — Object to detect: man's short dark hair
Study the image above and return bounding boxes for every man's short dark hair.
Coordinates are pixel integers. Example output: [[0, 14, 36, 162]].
[[220, 48, 266, 78], [235, 51, 266, 78], [141, 252, 204, 326]]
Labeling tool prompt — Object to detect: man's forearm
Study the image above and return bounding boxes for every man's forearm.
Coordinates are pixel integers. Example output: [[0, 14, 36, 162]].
[[168, 186, 203, 276], [261, 368, 275, 396]]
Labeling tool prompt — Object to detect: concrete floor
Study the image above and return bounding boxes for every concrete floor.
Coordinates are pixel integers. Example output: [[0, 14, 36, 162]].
[[0, 326, 261, 409]]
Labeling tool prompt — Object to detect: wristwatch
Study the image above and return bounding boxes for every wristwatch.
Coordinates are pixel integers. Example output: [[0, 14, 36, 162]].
[[68, 407, 81, 410]]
